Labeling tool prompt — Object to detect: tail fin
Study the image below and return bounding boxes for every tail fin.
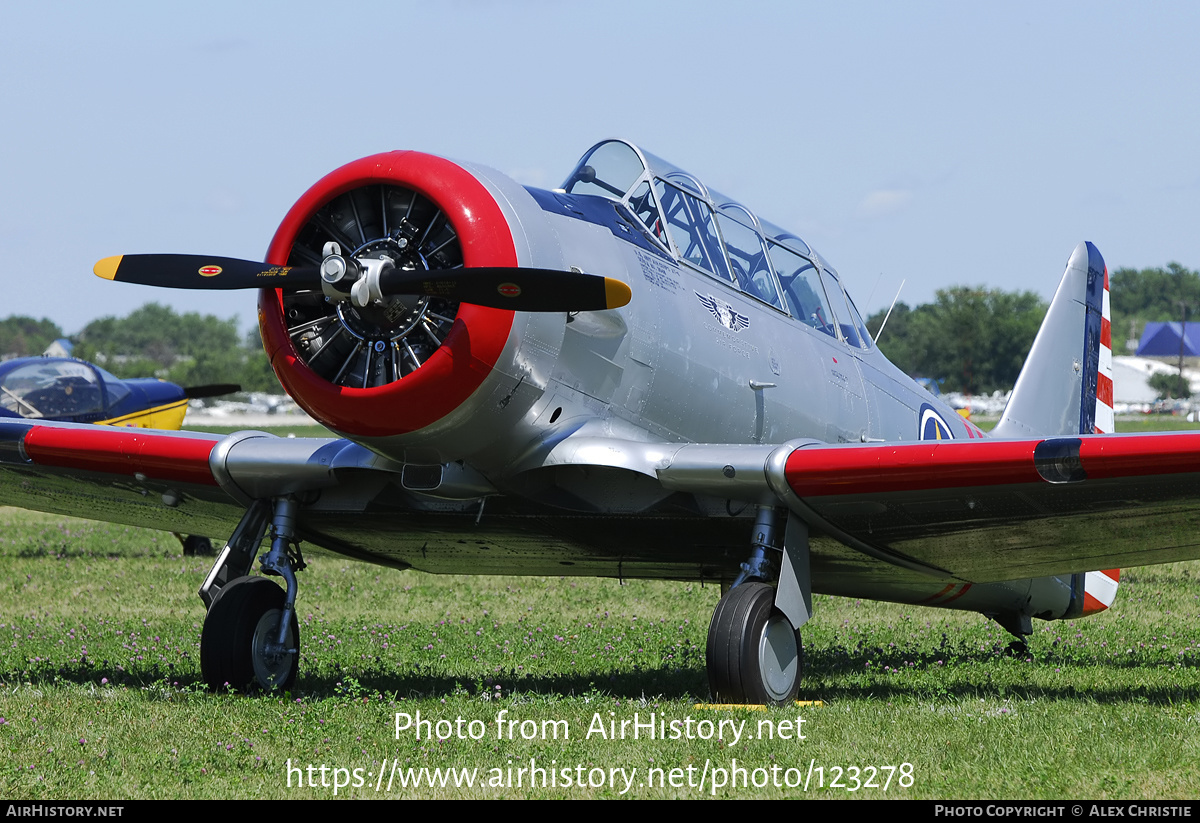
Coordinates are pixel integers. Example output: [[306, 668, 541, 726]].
[[993, 243, 1120, 617], [991, 241, 1112, 438]]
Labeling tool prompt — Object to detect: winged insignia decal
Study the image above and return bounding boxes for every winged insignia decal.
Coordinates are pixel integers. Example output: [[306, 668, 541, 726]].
[[695, 292, 750, 332]]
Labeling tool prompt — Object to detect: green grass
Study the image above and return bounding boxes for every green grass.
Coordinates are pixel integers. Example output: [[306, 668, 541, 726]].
[[970, 414, 1200, 433], [3, 508, 1200, 799], [1110, 415, 1200, 432]]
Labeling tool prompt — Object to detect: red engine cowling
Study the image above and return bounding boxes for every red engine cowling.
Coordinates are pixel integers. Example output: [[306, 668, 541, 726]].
[[258, 151, 518, 441]]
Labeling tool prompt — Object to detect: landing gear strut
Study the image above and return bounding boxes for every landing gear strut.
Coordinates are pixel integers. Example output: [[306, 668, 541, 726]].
[[199, 496, 305, 691], [705, 506, 812, 705]]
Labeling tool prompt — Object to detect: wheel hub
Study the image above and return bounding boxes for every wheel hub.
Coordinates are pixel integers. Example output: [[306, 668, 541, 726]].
[[757, 613, 800, 703], [251, 607, 296, 689]]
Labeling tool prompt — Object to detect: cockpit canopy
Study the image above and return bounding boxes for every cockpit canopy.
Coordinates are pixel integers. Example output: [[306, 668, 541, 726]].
[[563, 139, 871, 348], [0, 358, 128, 420]]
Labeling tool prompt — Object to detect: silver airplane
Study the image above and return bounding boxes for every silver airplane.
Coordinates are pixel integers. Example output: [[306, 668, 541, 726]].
[[1, 139, 1192, 705]]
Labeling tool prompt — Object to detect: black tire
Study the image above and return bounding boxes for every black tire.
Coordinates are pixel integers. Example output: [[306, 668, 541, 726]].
[[200, 576, 299, 692], [706, 582, 803, 706], [182, 535, 213, 557]]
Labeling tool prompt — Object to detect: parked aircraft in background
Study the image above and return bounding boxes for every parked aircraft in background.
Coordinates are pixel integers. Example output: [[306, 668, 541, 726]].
[[0, 354, 237, 429], [1, 139, 1187, 705], [0, 353, 237, 554]]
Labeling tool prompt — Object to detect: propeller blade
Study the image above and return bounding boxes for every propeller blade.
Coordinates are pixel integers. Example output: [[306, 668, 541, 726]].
[[94, 254, 321, 290], [94, 254, 631, 312], [376, 267, 632, 312], [183, 383, 242, 399]]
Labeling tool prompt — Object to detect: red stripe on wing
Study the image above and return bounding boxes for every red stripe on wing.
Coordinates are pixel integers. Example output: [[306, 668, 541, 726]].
[[24, 426, 219, 486], [785, 440, 1041, 497], [1078, 434, 1200, 479], [785, 433, 1200, 498]]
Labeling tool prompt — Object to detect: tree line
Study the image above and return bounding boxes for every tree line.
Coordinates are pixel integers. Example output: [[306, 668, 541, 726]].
[[865, 263, 1200, 395], [0, 304, 280, 393], [865, 288, 1046, 395]]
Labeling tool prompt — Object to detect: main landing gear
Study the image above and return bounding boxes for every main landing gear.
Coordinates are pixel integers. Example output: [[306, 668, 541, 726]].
[[195, 496, 814, 699], [708, 582, 802, 704], [201, 576, 299, 691], [198, 497, 305, 691], [705, 506, 812, 706]]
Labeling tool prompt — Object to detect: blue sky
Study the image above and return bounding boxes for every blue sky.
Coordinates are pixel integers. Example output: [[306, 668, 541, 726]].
[[3, 1, 1199, 335]]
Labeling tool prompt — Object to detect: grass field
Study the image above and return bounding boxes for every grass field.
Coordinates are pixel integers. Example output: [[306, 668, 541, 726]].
[[973, 414, 1200, 433], [3, 417, 1200, 799]]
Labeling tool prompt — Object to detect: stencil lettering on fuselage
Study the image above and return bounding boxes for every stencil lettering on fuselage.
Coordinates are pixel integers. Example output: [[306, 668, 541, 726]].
[[919, 402, 956, 441], [634, 248, 679, 294]]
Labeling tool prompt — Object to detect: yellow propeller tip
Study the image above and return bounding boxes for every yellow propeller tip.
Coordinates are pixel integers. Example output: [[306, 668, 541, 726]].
[[604, 278, 632, 309], [94, 256, 123, 281]]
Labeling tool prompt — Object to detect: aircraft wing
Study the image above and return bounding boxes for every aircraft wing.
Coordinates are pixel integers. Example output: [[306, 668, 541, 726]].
[[750, 432, 1200, 583], [488, 428, 1200, 586], [0, 419, 406, 547], [6, 417, 1200, 587]]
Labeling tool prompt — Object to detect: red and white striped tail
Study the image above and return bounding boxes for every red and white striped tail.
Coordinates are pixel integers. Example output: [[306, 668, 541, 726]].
[[1082, 568, 1120, 615], [1086, 268, 1118, 612], [1095, 265, 1115, 433]]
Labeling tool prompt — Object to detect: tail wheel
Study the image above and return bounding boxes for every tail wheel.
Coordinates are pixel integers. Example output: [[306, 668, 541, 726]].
[[180, 535, 213, 557], [706, 581, 802, 706], [281, 184, 462, 390], [200, 576, 299, 692]]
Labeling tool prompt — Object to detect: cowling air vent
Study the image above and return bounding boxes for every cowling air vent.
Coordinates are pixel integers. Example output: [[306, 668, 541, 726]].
[[281, 185, 462, 389]]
